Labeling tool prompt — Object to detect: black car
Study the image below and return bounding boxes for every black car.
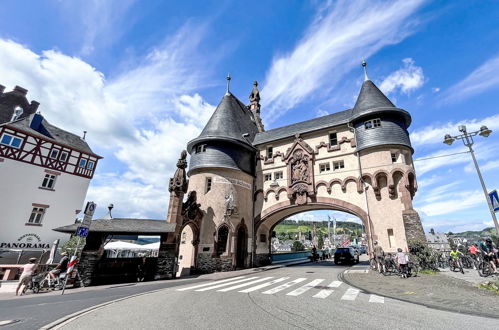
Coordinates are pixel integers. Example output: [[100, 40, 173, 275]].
[[334, 247, 359, 265]]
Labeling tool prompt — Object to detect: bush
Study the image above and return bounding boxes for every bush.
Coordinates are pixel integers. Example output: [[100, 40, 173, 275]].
[[292, 241, 305, 252], [408, 240, 438, 271], [60, 236, 86, 255]]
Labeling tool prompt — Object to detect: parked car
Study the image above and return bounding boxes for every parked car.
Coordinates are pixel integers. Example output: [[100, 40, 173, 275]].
[[334, 247, 359, 265], [359, 245, 367, 255]]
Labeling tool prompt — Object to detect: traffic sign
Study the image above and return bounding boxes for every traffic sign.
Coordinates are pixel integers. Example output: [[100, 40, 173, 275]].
[[76, 226, 89, 237], [84, 202, 97, 217], [489, 190, 499, 212]]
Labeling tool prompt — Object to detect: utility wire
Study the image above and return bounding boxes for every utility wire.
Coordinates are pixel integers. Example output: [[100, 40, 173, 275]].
[[413, 151, 469, 162]]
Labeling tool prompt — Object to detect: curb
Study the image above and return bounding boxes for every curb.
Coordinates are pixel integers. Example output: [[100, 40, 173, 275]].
[[338, 270, 499, 320]]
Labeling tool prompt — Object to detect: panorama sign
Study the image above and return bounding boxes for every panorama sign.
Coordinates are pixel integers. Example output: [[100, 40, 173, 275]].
[[0, 233, 51, 249]]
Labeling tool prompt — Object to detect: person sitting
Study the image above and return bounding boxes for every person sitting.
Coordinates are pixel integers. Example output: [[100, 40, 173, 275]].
[[16, 258, 38, 296], [49, 252, 69, 281]]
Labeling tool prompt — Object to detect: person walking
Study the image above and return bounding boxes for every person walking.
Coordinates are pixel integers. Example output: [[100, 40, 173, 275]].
[[373, 241, 385, 273], [16, 257, 38, 296], [396, 248, 408, 278]]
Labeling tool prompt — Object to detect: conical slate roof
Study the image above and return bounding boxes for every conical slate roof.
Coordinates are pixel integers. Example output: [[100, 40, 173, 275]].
[[187, 93, 258, 152], [351, 80, 411, 126]]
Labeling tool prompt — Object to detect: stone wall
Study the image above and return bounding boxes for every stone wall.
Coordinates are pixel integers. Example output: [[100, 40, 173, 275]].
[[403, 210, 426, 243], [155, 243, 177, 280], [196, 253, 234, 273], [254, 253, 271, 267], [79, 251, 102, 286]]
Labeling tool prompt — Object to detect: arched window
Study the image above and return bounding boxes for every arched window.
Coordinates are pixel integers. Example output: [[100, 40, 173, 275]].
[[11, 106, 23, 121], [216, 225, 229, 256]]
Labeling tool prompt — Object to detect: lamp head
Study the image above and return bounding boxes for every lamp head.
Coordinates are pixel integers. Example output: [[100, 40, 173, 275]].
[[458, 125, 467, 133], [479, 125, 492, 138], [443, 134, 455, 146]]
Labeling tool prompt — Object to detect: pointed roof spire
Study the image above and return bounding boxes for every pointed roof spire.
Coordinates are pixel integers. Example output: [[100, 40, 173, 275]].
[[226, 73, 231, 95], [362, 60, 369, 81]]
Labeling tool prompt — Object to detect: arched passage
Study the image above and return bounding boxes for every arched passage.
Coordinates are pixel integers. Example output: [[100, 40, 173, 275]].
[[176, 223, 199, 277]]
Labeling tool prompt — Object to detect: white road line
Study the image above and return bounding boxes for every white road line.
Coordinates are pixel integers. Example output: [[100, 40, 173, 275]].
[[340, 288, 360, 301], [177, 276, 247, 291], [286, 279, 324, 296], [195, 277, 259, 292], [369, 294, 385, 303], [238, 277, 290, 293], [262, 278, 307, 295], [312, 280, 343, 299], [217, 277, 274, 292]]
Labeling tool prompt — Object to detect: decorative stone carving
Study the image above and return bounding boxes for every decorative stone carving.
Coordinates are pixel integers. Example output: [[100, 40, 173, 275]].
[[284, 136, 315, 204], [181, 191, 203, 223], [168, 150, 188, 195], [224, 190, 235, 217]]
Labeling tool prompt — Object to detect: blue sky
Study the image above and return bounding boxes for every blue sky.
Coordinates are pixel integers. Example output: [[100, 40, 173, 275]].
[[1, 0, 498, 233]]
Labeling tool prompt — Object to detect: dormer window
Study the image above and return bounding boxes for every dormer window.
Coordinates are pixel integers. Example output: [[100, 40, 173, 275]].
[[364, 118, 381, 129], [11, 106, 23, 121], [195, 144, 207, 153]]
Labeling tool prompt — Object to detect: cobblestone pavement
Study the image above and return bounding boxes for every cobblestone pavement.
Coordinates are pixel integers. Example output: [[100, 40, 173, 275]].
[[342, 268, 499, 319]]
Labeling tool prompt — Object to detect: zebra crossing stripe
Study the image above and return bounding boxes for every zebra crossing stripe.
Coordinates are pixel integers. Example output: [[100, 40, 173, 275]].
[[238, 277, 290, 293], [286, 279, 324, 296], [340, 288, 360, 301], [195, 277, 259, 292], [177, 276, 247, 291], [262, 278, 307, 295], [369, 294, 385, 303], [313, 280, 342, 299], [217, 277, 274, 292]]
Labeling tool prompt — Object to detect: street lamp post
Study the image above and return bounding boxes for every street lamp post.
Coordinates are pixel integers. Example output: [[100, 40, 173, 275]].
[[443, 125, 499, 235]]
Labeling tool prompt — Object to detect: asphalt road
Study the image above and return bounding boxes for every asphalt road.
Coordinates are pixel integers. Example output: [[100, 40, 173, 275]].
[[55, 262, 498, 330], [0, 277, 209, 329]]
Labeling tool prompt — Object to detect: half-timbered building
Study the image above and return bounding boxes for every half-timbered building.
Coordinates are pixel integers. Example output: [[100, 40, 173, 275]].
[[0, 84, 101, 255]]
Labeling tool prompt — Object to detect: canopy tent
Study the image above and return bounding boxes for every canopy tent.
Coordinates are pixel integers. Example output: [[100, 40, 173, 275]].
[[104, 241, 145, 250], [141, 242, 160, 250]]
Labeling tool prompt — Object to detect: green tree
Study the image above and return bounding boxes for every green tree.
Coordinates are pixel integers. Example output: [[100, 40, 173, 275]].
[[292, 241, 305, 252], [60, 236, 86, 256]]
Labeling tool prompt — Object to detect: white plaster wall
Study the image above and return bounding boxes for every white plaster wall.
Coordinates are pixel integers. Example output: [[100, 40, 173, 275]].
[[0, 157, 90, 250]]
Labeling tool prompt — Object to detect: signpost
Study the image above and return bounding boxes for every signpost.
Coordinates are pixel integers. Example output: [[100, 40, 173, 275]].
[[61, 201, 96, 295], [489, 190, 499, 212]]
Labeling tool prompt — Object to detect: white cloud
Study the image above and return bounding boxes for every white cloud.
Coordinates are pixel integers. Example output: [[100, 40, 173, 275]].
[[379, 58, 424, 95], [410, 113, 499, 148], [260, 0, 426, 124], [465, 159, 499, 173], [442, 53, 499, 104], [0, 24, 217, 218], [315, 109, 329, 117], [417, 189, 483, 216], [432, 87, 440, 93]]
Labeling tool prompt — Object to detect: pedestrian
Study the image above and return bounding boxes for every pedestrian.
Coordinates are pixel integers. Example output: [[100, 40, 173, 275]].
[[373, 241, 385, 273], [312, 246, 317, 262], [396, 248, 408, 278], [16, 257, 38, 296]]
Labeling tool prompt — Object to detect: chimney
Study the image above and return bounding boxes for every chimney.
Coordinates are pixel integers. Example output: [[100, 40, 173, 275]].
[[30, 100, 40, 114], [13, 86, 28, 96]]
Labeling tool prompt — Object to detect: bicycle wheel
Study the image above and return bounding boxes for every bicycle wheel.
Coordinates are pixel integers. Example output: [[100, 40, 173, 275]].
[[369, 258, 377, 271], [32, 283, 40, 294]]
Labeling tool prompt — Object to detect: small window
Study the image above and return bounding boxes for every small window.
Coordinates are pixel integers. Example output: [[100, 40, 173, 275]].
[[11, 106, 23, 121], [391, 152, 398, 163], [206, 177, 212, 193], [41, 174, 57, 189], [264, 173, 272, 181], [87, 161, 95, 170], [60, 151, 68, 162], [333, 160, 345, 170], [28, 207, 46, 224], [266, 146, 273, 159], [50, 149, 60, 159], [0, 134, 23, 148], [79, 159, 87, 168], [195, 144, 207, 153], [364, 118, 381, 130], [387, 228, 395, 248], [319, 163, 330, 173], [274, 172, 283, 180], [329, 132, 338, 146]]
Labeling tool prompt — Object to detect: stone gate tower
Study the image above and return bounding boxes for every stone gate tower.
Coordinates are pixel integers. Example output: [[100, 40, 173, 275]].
[[166, 64, 425, 274]]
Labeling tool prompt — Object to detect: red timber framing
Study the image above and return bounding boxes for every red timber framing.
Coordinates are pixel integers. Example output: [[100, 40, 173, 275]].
[[0, 125, 101, 179]]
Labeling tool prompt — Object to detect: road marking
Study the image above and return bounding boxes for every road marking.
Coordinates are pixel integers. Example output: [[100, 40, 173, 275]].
[[238, 277, 290, 293], [313, 280, 342, 299], [217, 277, 274, 292], [340, 288, 360, 301], [286, 279, 324, 296], [177, 276, 247, 291], [195, 277, 259, 291], [262, 278, 307, 295], [369, 294, 385, 303]]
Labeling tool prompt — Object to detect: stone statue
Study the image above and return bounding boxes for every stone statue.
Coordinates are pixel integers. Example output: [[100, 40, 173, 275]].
[[182, 191, 201, 221], [224, 191, 234, 217], [290, 150, 308, 182]]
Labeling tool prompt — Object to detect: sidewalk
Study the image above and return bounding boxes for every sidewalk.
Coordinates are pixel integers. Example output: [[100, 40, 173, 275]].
[[342, 268, 499, 319], [0, 259, 310, 300]]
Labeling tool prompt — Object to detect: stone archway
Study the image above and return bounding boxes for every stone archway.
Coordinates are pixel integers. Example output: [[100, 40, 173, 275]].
[[253, 197, 372, 266], [176, 222, 200, 277]]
